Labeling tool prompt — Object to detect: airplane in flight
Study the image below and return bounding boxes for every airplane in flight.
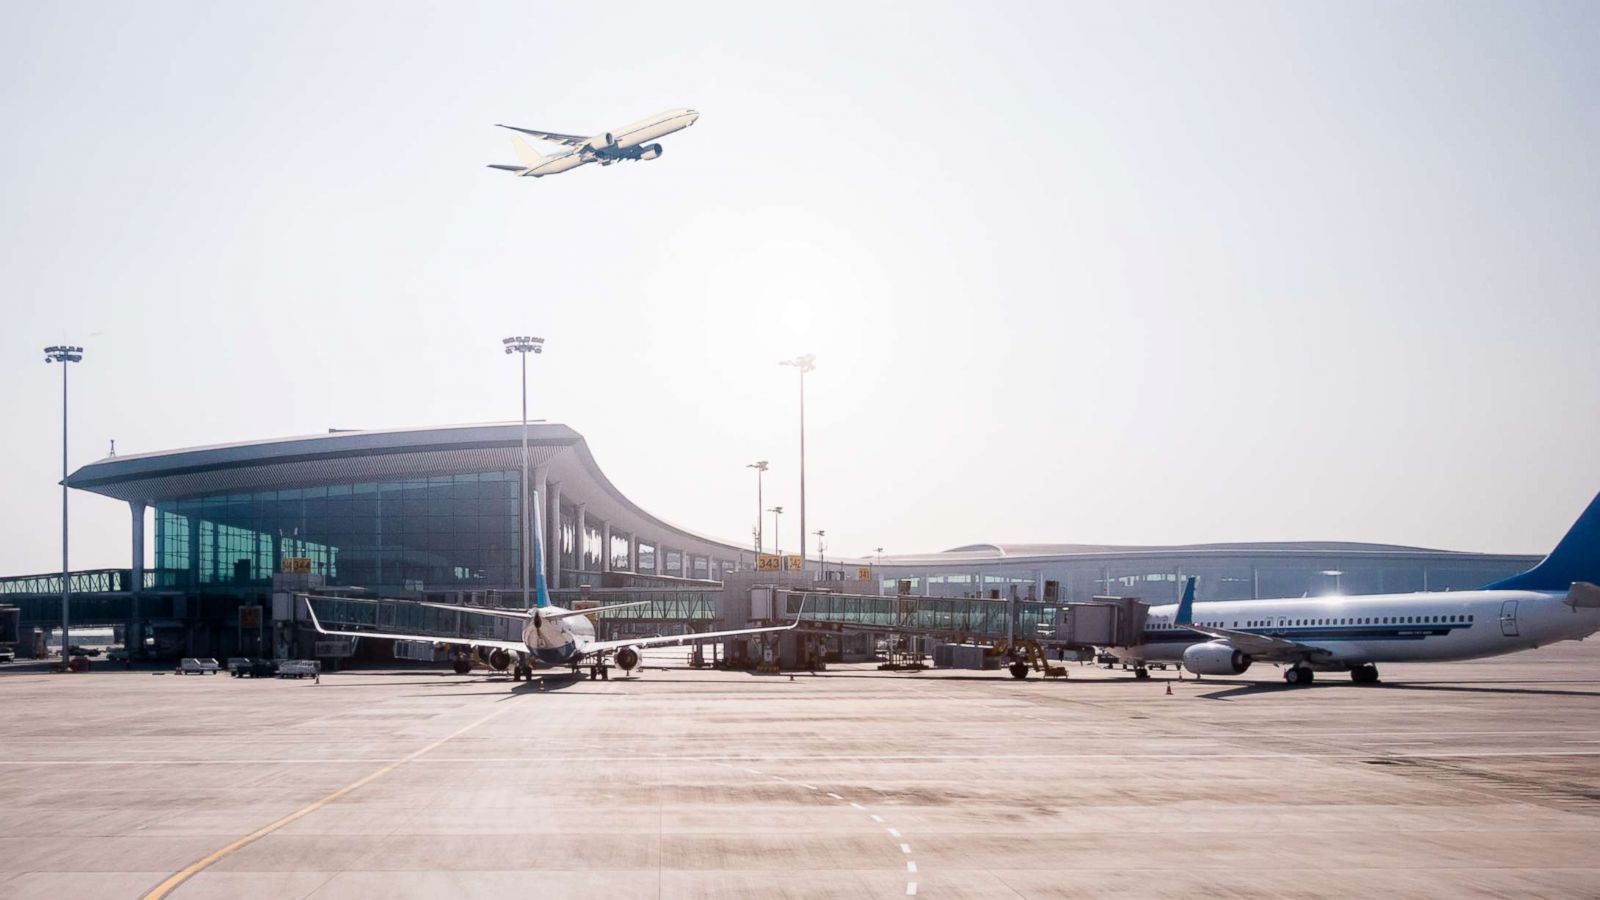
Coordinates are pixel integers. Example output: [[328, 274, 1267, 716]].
[[1109, 489, 1600, 685], [487, 107, 700, 178], [306, 491, 798, 681]]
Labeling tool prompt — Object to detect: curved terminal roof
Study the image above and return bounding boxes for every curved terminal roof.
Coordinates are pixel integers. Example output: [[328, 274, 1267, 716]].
[[66, 422, 747, 558], [878, 539, 1534, 566]]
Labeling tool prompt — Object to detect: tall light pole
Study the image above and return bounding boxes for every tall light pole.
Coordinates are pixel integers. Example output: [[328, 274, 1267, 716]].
[[746, 460, 768, 553], [813, 529, 826, 577], [504, 335, 544, 610], [779, 354, 815, 569], [45, 345, 83, 665], [767, 506, 784, 559]]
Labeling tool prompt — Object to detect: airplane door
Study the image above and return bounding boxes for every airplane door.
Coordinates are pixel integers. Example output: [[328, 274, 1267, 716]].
[[1499, 599, 1520, 637]]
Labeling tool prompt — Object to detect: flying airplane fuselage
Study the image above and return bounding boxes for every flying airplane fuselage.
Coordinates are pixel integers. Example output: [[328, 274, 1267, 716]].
[[492, 108, 700, 177]]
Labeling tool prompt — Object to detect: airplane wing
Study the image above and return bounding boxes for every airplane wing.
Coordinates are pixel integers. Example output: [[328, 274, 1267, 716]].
[[583, 602, 808, 655], [1172, 577, 1330, 661], [305, 599, 527, 654], [416, 601, 534, 621], [496, 124, 589, 146], [416, 599, 655, 621]]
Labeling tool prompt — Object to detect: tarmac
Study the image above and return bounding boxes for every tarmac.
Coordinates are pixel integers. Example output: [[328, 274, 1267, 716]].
[[2, 642, 1599, 900]]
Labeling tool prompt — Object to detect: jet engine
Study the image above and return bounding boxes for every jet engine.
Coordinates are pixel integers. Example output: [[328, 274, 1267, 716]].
[[640, 143, 663, 160], [480, 647, 514, 671], [587, 132, 617, 154], [613, 646, 641, 672], [1181, 641, 1252, 676]]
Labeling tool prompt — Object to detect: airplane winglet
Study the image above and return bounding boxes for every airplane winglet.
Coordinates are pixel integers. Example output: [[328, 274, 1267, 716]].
[[1174, 576, 1197, 626]]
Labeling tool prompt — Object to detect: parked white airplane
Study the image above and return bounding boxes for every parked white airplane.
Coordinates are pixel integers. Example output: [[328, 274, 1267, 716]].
[[1110, 490, 1600, 685], [487, 108, 699, 178], [306, 490, 796, 681]]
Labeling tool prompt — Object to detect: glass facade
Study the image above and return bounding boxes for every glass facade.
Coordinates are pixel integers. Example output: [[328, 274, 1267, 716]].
[[155, 472, 523, 592]]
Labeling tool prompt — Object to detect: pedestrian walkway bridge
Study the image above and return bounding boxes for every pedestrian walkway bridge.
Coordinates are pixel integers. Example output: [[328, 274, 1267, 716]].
[[767, 589, 1147, 647]]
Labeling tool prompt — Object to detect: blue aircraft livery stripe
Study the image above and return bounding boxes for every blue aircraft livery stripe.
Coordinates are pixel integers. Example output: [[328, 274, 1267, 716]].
[[1140, 623, 1470, 645]]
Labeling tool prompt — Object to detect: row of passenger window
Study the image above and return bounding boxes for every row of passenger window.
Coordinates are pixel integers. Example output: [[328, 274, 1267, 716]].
[[1239, 614, 1475, 627]]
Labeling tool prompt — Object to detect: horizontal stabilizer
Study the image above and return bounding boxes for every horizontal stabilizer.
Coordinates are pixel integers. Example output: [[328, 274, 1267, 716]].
[[486, 164, 525, 172], [510, 135, 546, 168], [1567, 582, 1600, 609]]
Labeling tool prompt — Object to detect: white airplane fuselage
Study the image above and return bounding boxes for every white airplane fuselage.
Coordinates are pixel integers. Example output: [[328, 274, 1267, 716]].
[[520, 606, 598, 666], [1116, 589, 1600, 669], [519, 108, 698, 177]]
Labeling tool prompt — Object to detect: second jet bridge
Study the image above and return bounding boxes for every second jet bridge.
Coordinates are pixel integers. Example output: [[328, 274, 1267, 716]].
[[753, 589, 1148, 650]]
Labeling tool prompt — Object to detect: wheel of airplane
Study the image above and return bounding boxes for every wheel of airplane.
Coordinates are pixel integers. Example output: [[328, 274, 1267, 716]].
[[1350, 664, 1379, 684], [1134, 667, 1150, 680], [452, 659, 472, 676], [1284, 666, 1314, 686], [1008, 662, 1031, 680]]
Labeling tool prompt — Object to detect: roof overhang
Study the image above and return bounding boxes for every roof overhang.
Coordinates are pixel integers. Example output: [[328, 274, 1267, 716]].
[[65, 422, 746, 556]]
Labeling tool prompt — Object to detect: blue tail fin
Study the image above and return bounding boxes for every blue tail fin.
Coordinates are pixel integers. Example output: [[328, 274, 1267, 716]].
[[1174, 576, 1197, 625], [1485, 490, 1600, 591]]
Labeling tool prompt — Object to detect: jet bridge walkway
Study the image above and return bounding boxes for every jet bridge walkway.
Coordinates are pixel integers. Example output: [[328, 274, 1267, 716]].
[[299, 588, 725, 645], [756, 589, 1149, 650]]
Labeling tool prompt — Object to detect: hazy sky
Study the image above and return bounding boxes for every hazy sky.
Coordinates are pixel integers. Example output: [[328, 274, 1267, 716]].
[[3, 1, 1597, 574]]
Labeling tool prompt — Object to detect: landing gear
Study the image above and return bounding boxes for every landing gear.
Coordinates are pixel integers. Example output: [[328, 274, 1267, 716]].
[[1134, 666, 1151, 680], [451, 659, 472, 676], [1283, 665, 1315, 686], [511, 665, 531, 682], [1008, 662, 1031, 679], [1350, 664, 1380, 684], [588, 666, 598, 680]]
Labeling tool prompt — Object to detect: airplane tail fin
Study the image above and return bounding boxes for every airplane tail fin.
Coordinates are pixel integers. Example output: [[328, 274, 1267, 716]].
[[511, 135, 546, 169], [529, 488, 551, 609], [1174, 576, 1197, 626], [1485, 490, 1600, 591]]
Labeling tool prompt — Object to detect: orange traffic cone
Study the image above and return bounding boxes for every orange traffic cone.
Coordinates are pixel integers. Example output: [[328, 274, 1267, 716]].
[[1166, 683, 1173, 695]]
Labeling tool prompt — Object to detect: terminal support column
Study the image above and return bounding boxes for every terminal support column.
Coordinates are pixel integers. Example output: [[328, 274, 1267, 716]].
[[547, 481, 562, 589], [575, 503, 586, 577], [129, 500, 145, 650], [601, 523, 611, 573]]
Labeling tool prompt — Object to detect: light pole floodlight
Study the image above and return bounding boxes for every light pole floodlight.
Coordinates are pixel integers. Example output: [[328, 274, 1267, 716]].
[[778, 353, 816, 566], [44, 343, 84, 667], [746, 461, 769, 554], [503, 334, 546, 609], [767, 506, 784, 558], [503, 335, 545, 355], [779, 353, 816, 373]]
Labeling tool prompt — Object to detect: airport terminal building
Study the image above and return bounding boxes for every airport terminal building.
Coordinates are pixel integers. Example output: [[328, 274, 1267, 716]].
[[0, 422, 1541, 657]]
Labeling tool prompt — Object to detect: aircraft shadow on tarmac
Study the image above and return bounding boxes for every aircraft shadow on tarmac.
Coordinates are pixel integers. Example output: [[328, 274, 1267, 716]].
[[1195, 679, 1600, 701]]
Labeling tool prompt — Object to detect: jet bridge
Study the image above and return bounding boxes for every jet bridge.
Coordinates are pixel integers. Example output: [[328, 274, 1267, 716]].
[[752, 588, 1148, 650]]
